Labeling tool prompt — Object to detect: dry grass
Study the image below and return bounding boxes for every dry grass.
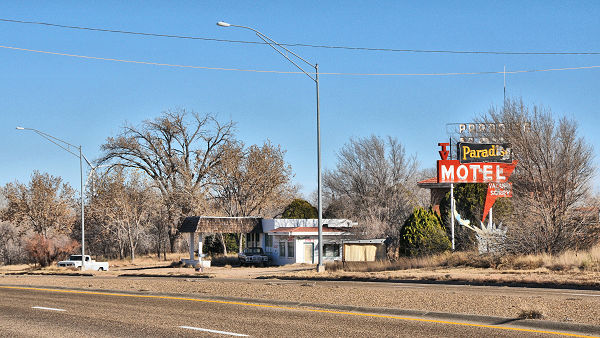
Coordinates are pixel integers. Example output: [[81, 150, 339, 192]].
[[506, 246, 600, 272], [107, 253, 183, 268], [518, 309, 544, 320], [326, 245, 600, 273]]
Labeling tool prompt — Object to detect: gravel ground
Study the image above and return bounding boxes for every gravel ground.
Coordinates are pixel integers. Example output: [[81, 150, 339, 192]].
[[1, 264, 599, 326]]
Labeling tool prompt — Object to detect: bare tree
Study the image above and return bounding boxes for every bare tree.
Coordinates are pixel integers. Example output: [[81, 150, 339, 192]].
[[483, 99, 595, 254], [98, 109, 235, 252], [323, 135, 421, 255], [210, 141, 295, 252], [0, 172, 78, 266], [0, 221, 27, 265], [87, 169, 155, 261], [1, 171, 75, 238]]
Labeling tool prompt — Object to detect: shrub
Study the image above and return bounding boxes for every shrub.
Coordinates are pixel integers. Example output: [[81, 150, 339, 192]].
[[399, 208, 451, 257], [24, 234, 80, 267], [282, 199, 318, 219]]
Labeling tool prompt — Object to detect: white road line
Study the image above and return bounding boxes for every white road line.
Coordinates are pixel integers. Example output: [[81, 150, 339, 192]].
[[179, 326, 248, 336], [560, 292, 600, 297], [32, 306, 66, 312]]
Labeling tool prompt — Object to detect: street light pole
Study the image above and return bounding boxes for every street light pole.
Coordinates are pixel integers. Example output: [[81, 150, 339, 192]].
[[217, 21, 325, 272], [16, 127, 92, 270], [79, 145, 85, 267]]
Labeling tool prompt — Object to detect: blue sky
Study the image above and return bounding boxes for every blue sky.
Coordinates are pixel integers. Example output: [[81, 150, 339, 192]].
[[1, 1, 599, 197]]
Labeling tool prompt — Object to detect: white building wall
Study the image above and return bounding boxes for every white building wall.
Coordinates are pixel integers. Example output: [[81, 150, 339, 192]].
[[259, 218, 354, 265], [261, 219, 355, 231], [266, 235, 344, 265]]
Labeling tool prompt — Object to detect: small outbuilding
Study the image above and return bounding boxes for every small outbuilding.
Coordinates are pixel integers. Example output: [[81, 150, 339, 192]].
[[342, 239, 386, 262]]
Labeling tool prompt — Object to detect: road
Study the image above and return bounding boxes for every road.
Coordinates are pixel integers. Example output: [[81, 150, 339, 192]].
[[0, 285, 596, 337]]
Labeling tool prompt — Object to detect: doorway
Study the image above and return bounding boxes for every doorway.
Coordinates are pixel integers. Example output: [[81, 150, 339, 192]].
[[304, 243, 314, 264]]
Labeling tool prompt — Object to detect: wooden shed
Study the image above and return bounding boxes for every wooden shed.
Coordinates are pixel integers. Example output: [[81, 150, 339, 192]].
[[342, 239, 386, 262]]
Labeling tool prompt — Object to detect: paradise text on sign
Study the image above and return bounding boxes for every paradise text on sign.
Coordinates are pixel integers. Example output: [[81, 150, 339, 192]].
[[458, 142, 512, 163], [437, 160, 517, 184]]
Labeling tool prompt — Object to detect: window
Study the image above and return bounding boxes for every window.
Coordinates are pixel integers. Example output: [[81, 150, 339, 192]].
[[324, 244, 340, 258], [287, 241, 295, 258], [279, 241, 286, 257], [265, 234, 273, 248]]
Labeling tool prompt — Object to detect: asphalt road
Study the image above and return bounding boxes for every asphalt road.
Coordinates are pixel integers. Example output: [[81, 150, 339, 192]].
[[0, 286, 595, 337]]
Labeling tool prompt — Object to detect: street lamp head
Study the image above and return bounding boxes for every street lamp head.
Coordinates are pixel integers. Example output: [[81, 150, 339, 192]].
[[216, 21, 231, 27], [16, 126, 25, 130]]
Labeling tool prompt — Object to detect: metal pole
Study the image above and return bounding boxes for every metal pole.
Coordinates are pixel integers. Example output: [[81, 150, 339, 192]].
[[216, 22, 325, 271], [450, 183, 455, 250], [16, 127, 91, 268], [503, 65, 506, 105], [316, 64, 324, 272], [80, 146, 85, 270]]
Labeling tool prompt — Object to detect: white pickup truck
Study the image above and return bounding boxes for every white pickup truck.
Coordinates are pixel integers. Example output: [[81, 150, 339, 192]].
[[57, 255, 109, 271]]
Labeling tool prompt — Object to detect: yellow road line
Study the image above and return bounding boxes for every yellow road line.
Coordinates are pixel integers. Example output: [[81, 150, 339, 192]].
[[0, 285, 596, 337]]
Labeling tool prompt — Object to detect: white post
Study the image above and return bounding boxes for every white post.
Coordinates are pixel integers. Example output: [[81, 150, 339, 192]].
[[488, 207, 493, 230], [198, 233, 203, 261], [450, 183, 455, 250], [189, 232, 195, 261]]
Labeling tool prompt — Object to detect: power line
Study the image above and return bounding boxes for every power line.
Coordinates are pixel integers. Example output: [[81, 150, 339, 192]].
[[2, 44, 600, 76], [2, 18, 600, 56]]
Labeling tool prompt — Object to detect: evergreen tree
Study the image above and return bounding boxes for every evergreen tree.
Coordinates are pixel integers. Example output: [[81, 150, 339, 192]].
[[282, 199, 318, 219], [399, 207, 451, 256]]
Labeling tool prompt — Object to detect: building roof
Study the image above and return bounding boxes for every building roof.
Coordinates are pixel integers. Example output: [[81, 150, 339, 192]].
[[269, 226, 349, 236], [417, 176, 451, 189], [343, 239, 386, 244], [179, 216, 262, 234]]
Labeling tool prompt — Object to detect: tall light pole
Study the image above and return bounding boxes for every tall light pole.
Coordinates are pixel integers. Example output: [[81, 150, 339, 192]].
[[217, 21, 325, 272], [16, 127, 93, 270]]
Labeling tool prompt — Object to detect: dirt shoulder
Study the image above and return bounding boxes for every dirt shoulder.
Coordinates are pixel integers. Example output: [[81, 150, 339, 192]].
[[3, 262, 599, 290], [1, 263, 600, 327], [264, 266, 600, 290]]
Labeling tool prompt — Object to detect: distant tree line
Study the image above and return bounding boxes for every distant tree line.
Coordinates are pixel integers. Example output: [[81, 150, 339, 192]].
[[1, 99, 598, 266], [0, 110, 295, 265]]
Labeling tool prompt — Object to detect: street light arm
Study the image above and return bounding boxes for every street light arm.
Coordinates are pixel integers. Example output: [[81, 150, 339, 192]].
[[252, 32, 316, 82], [16, 126, 95, 168], [81, 153, 93, 168], [18, 127, 80, 157], [228, 24, 315, 68], [218, 22, 317, 82]]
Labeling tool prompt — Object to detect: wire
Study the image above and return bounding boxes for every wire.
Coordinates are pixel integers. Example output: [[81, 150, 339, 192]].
[[2, 18, 600, 56], [2, 44, 600, 76]]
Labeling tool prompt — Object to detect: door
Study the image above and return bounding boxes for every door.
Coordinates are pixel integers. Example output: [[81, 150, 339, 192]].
[[304, 243, 314, 264]]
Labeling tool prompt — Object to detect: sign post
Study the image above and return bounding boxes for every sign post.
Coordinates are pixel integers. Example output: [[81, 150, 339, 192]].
[[450, 183, 455, 250]]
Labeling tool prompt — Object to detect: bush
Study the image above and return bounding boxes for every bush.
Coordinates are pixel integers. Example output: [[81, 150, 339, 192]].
[[399, 208, 451, 257], [24, 234, 80, 267], [282, 199, 318, 219]]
